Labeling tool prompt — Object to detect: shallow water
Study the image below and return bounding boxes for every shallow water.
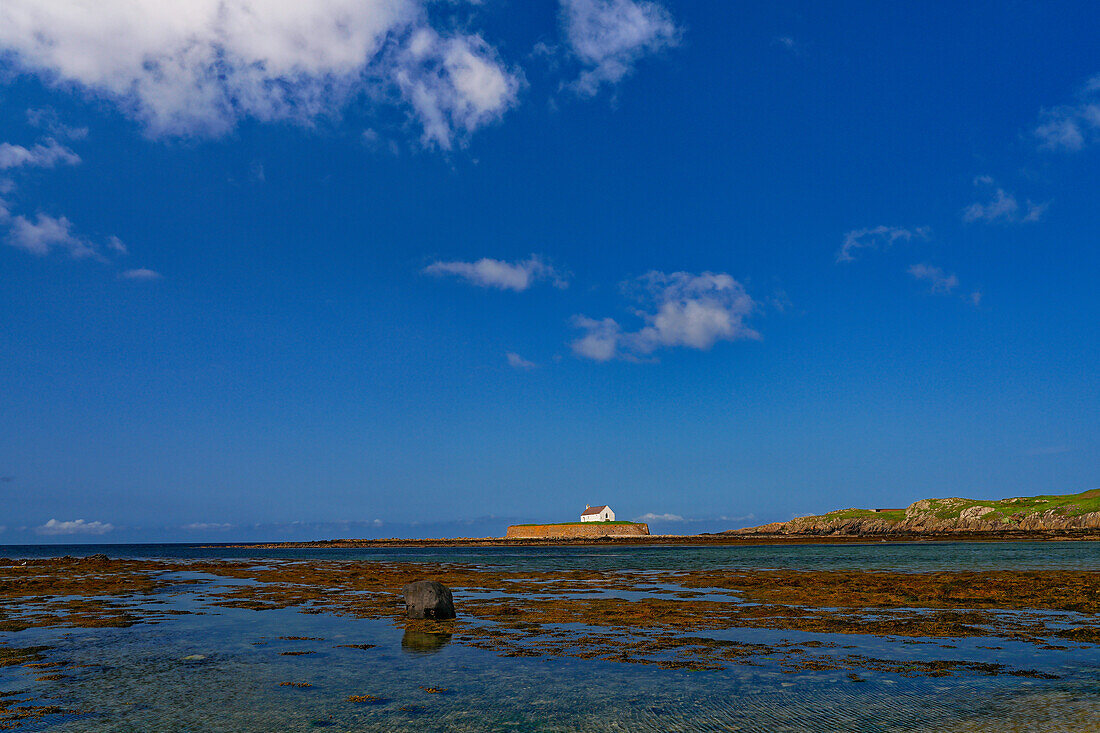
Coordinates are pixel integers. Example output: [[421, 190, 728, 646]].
[[2, 542, 1099, 731]]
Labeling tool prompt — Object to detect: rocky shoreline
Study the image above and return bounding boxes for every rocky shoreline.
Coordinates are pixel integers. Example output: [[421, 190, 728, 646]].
[[216, 528, 1100, 550]]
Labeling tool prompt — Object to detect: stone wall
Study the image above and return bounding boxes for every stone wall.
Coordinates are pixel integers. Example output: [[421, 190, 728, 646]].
[[505, 523, 650, 539]]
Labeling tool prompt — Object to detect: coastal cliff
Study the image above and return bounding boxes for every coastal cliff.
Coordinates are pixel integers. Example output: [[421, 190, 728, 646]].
[[732, 489, 1100, 536], [506, 522, 650, 539]]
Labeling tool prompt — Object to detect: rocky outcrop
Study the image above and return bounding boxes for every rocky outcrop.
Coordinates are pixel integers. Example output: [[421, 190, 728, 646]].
[[732, 492, 1100, 536], [505, 523, 650, 539]]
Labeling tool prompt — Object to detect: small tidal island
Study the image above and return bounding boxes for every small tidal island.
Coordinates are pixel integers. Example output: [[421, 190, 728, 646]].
[[505, 522, 650, 539], [506, 504, 650, 539]]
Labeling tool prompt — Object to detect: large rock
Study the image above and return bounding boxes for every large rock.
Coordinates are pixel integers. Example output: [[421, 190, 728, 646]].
[[959, 505, 995, 521], [402, 580, 456, 620]]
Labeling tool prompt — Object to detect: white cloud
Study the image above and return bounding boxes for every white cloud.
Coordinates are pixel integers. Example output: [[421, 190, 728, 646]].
[[36, 518, 114, 536], [0, 128, 130, 268], [182, 522, 233, 531], [963, 177, 1046, 224], [394, 29, 522, 149], [572, 271, 759, 362], [3, 208, 128, 265], [0, 138, 80, 170], [119, 268, 162, 281], [1035, 74, 1100, 151], [0, 1, 521, 145], [634, 512, 685, 522], [570, 316, 622, 362], [506, 352, 537, 369], [424, 255, 567, 291], [6, 212, 99, 259], [837, 225, 930, 263], [560, 0, 680, 96], [907, 263, 958, 294]]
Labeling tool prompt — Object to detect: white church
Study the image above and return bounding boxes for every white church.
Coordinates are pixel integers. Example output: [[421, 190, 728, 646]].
[[580, 504, 615, 522]]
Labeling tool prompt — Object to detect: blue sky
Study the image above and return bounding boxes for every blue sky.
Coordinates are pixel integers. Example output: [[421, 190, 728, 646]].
[[1, 1, 1098, 542]]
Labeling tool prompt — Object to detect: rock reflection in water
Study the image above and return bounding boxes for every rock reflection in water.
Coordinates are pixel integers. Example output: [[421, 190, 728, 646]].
[[402, 629, 452, 654]]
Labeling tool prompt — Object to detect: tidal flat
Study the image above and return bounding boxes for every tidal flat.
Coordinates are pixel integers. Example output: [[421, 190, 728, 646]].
[[1, 543, 1099, 731]]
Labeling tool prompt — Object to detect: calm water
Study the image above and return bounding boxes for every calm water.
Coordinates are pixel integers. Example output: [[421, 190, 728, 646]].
[[2, 542, 1099, 731]]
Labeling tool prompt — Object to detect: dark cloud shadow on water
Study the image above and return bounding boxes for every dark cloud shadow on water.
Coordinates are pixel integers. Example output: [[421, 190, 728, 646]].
[[401, 629, 452, 654]]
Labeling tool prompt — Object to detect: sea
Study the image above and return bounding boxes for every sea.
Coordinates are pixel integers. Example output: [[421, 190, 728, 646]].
[[2, 541, 1098, 732]]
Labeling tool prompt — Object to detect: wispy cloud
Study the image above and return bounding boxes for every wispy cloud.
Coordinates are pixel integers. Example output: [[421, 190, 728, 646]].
[[907, 263, 959, 294], [182, 522, 233, 531], [506, 352, 537, 369], [633, 512, 756, 525], [0, 128, 132, 268], [572, 271, 759, 362], [6, 212, 99, 259], [0, 1, 522, 146], [774, 36, 798, 54], [718, 514, 756, 524], [1035, 74, 1100, 151], [36, 518, 114, 536], [560, 0, 681, 96], [25, 108, 89, 140], [963, 176, 1047, 224], [119, 268, 162, 281], [837, 226, 930, 263], [424, 255, 567, 291], [0, 138, 80, 170]]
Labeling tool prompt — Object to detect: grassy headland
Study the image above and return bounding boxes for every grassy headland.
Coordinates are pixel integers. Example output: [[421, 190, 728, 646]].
[[734, 488, 1100, 536]]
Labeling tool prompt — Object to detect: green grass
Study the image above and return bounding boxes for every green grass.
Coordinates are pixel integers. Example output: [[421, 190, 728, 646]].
[[921, 490, 1100, 521], [509, 521, 641, 526], [824, 508, 906, 522]]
